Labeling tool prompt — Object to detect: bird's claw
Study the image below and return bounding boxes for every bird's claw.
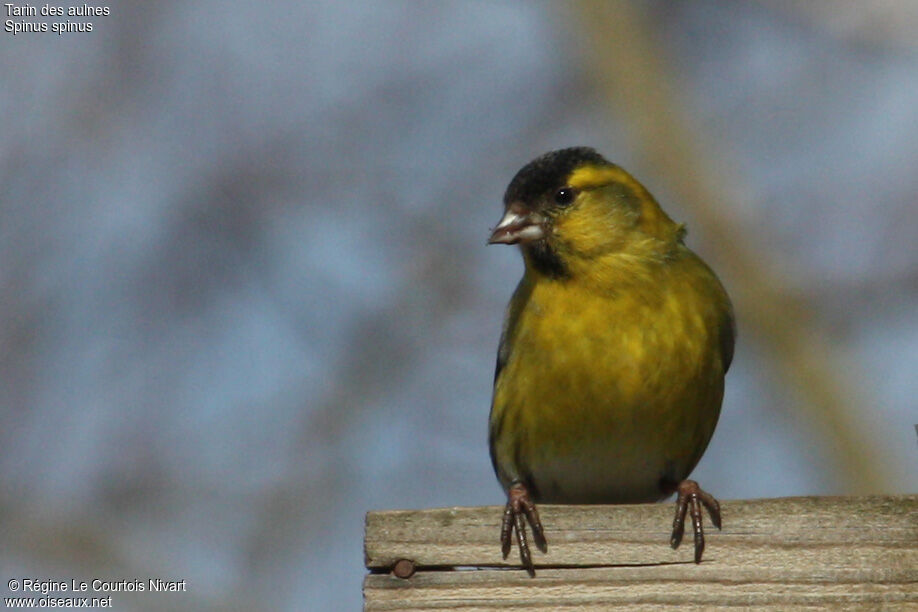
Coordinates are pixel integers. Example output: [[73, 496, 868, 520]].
[[670, 479, 721, 563], [500, 482, 547, 576]]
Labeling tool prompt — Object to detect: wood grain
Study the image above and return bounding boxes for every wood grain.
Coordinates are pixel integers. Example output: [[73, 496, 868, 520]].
[[364, 495, 917, 610]]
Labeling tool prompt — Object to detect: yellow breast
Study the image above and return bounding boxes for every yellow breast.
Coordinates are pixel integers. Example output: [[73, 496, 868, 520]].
[[489, 249, 730, 503]]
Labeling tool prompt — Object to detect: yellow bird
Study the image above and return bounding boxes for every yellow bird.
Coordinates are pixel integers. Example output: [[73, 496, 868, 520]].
[[488, 147, 734, 576]]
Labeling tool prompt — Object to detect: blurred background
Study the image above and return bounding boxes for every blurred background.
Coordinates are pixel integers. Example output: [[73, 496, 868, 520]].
[[2, 1, 916, 609]]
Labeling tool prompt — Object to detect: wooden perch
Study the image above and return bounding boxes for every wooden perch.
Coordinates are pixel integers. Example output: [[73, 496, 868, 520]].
[[364, 495, 917, 610]]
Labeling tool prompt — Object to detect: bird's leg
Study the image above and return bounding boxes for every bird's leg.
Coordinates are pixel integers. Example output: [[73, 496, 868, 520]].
[[500, 481, 547, 576], [669, 479, 721, 563]]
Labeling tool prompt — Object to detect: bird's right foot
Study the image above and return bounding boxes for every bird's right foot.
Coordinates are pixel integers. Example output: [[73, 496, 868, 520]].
[[500, 481, 547, 577]]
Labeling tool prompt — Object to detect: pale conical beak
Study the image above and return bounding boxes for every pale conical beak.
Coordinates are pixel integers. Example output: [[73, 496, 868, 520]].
[[488, 202, 545, 245]]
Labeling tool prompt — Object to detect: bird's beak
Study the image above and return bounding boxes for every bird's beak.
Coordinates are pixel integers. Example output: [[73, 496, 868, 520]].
[[488, 202, 545, 245]]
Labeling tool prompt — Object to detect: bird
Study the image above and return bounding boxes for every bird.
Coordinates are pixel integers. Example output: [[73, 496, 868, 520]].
[[487, 147, 734, 576]]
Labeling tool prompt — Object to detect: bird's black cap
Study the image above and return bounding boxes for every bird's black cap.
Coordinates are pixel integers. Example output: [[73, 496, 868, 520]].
[[503, 147, 609, 206]]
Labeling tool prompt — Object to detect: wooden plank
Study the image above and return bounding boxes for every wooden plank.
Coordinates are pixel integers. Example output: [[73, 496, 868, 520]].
[[364, 495, 918, 610]]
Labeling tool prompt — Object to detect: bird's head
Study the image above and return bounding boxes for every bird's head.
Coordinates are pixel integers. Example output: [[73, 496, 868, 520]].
[[489, 147, 683, 278]]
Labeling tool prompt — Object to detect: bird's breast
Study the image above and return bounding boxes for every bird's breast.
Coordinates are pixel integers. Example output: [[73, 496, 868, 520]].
[[490, 262, 727, 503]]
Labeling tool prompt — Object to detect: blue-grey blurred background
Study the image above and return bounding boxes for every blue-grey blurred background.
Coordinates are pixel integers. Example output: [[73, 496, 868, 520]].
[[2, 1, 916, 610]]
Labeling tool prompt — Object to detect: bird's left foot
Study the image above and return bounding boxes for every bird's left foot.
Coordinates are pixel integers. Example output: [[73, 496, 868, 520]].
[[669, 479, 721, 563]]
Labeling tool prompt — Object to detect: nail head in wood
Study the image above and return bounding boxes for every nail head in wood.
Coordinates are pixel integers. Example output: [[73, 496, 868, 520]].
[[392, 558, 416, 579]]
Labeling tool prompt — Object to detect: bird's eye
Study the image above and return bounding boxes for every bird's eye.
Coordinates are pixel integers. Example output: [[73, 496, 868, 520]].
[[554, 187, 575, 206]]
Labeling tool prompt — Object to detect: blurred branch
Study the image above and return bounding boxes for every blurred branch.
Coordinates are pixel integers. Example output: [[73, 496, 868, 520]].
[[573, 0, 901, 493]]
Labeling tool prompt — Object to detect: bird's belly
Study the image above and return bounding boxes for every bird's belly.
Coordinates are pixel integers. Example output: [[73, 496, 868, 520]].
[[530, 441, 666, 503], [494, 289, 724, 504], [518, 379, 720, 504], [525, 413, 686, 504]]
